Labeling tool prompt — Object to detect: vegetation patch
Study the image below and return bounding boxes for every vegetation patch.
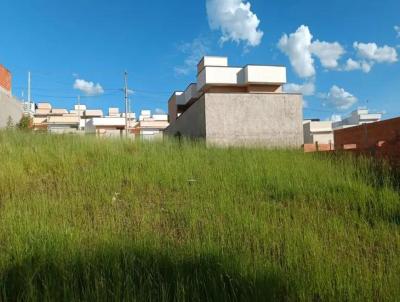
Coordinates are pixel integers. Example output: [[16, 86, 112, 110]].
[[0, 131, 399, 301]]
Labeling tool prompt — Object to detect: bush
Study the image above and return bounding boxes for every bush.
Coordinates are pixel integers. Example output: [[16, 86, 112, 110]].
[[17, 115, 32, 130]]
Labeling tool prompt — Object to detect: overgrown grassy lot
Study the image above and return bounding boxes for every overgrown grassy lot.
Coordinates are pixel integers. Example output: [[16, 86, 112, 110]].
[[0, 131, 399, 301]]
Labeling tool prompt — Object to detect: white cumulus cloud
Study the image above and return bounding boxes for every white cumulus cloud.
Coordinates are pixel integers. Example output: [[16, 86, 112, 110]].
[[278, 25, 344, 78], [353, 42, 398, 63], [310, 40, 345, 69], [344, 58, 373, 73], [395, 25, 400, 38], [344, 58, 360, 71], [278, 25, 315, 78], [319, 85, 358, 110], [73, 79, 104, 96], [174, 37, 210, 76], [284, 81, 315, 96], [206, 0, 264, 47], [343, 42, 398, 73]]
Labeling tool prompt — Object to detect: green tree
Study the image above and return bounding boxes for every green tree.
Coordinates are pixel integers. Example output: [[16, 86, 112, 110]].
[[17, 115, 32, 130]]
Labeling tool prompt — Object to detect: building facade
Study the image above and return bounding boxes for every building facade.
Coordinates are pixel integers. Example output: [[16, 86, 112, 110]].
[[137, 110, 169, 139], [0, 64, 23, 128], [303, 120, 334, 145], [334, 117, 400, 150], [333, 108, 382, 129], [165, 56, 303, 148]]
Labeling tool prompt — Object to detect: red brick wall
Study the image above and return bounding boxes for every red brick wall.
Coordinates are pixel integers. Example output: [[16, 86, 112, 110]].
[[334, 117, 400, 165], [0, 64, 11, 92], [334, 118, 400, 150]]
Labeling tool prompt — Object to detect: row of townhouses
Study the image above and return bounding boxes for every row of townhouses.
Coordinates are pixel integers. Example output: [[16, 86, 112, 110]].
[[0, 63, 168, 138], [33, 103, 169, 138], [0, 58, 393, 148]]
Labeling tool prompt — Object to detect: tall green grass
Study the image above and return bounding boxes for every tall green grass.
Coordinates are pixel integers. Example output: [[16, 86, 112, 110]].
[[0, 130, 399, 301]]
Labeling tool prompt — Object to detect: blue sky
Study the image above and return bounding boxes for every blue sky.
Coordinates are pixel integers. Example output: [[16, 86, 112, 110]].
[[0, 0, 399, 120]]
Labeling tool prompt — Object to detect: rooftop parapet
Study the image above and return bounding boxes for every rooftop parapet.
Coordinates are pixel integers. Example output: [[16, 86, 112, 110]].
[[197, 56, 228, 74], [305, 121, 333, 133], [84, 109, 103, 117], [51, 108, 69, 115], [121, 112, 136, 119], [47, 116, 80, 125], [197, 65, 286, 91], [35, 108, 51, 116], [88, 117, 126, 127], [108, 108, 120, 116], [152, 114, 168, 121], [37, 103, 52, 110], [70, 110, 84, 117], [168, 56, 289, 123]]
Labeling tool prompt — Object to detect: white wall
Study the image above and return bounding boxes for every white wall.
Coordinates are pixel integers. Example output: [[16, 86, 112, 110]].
[[244, 66, 286, 84]]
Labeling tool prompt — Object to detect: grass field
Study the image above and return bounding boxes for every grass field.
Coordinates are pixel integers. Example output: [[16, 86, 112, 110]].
[[0, 130, 399, 301]]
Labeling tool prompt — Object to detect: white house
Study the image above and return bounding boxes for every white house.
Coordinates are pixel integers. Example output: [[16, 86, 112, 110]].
[[303, 120, 334, 145], [333, 108, 382, 129]]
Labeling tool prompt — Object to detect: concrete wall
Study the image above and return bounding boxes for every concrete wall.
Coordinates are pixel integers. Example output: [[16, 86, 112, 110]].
[[303, 121, 334, 145], [0, 91, 23, 128], [165, 95, 206, 138], [166, 92, 303, 148], [312, 133, 334, 145], [204, 93, 303, 148]]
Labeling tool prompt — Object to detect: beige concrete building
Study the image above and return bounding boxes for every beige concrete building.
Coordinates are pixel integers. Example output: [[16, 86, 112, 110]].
[[85, 117, 127, 137], [137, 110, 169, 139], [332, 108, 382, 129], [33, 103, 52, 130], [303, 120, 334, 145], [165, 56, 303, 147], [47, 115, 80, 133], [33, 103, 81, 133]]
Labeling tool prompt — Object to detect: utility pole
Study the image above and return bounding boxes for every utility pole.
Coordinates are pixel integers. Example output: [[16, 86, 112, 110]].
[[124, 71, 129, 136]]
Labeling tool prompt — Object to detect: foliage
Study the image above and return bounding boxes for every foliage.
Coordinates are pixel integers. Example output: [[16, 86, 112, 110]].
[[17, 115, 32, 130], [0, 131, 399, 301]]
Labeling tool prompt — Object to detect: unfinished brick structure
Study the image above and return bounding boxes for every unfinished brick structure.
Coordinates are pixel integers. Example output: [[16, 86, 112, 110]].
[[0, 64, 12, 94], [334, 117, 400, 165]]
